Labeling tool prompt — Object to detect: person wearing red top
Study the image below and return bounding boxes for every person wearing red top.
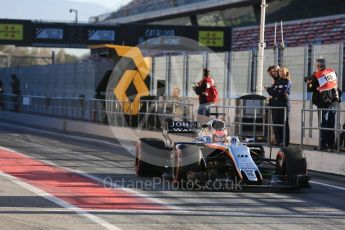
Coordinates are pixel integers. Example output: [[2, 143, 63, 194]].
[[193, 68, 218, 117]]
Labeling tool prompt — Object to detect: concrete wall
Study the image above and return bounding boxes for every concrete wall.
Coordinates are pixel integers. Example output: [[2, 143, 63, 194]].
[[0, 59, 114, 99]]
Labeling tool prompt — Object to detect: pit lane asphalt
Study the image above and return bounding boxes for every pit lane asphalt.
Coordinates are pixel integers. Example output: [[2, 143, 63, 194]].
[[0, 122, 344, 230]]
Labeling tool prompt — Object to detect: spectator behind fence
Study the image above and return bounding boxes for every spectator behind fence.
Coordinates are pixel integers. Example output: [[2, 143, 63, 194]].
[[266, 66, 291, 146], [193, 68, 218, 117], [10, 74, 20, 112], [265, 65, 280, 144], [307, 58, 341, 151], [267, 65, 280, 85], [0, 78, 3, 110]]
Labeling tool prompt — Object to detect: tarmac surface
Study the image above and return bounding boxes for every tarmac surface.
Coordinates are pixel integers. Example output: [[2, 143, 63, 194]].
[[0, 122, 345, 230]]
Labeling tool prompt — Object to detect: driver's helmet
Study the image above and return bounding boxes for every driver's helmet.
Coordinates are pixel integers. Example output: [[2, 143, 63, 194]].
[[207, 119, 227, 143], [212, 129, 227, 143]]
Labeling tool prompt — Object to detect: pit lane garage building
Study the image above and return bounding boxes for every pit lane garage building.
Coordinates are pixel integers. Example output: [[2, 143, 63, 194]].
[[1, 0, 345, 148]]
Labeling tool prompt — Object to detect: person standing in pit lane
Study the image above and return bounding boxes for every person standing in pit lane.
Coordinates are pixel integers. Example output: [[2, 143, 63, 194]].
[[266, 66, 291, 146]]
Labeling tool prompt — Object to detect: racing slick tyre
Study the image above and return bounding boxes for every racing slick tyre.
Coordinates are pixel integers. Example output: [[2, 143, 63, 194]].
[[135, 138, 169, 177], [172, 144, 203, 182], [276, 147, 309, 188], [276, 147, 307, 175]]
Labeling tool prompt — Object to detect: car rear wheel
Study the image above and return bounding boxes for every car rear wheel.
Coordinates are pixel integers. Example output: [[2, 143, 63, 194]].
[[135, 138, 168, 177], [172, 144, 203, 182]]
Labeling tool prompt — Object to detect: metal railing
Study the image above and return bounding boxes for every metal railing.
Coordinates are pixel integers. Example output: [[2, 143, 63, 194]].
[[4, 93, 345, 153], [210, 105, 288, 146], [91, 99, 194, 128], [1, 94, 194, 130], [6, 94, 91, 120], [301, 108, 344, 152]]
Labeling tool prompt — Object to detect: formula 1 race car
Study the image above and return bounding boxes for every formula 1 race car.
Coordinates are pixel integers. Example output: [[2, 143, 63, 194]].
[[135, 119, 310, 189]]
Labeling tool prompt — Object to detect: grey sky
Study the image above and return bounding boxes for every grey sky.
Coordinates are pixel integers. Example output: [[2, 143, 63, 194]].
[[0, 0, 131, 21], [0, 0, 132, 56]]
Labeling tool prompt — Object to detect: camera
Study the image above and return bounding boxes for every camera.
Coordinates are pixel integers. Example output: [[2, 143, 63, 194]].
[[192, 82, 198, 89], [304, 76, 312, 82]]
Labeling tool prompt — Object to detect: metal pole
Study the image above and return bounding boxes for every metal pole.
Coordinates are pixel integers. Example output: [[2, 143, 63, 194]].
[[150, 56, 155, 95], [223, 52, 229, 105], [302, 45, 309, 110], [318, 109, 322, 150], [166, 55, 170, 97], [51, 51, 55, 64], [301, 109, 304, 148], [69, 9, 78, 23], [182, 54, 187, 97], [309, 45, 315, 139], [228, 51, 233, 99], [302, 45, 308, 139], [273, 22, 279, 65], [253, 109, 257, 140], [338, 42, 343, 95], [283, 107, 286, 147], [256, 0, 267, 95], [7, 55, 11, 67], [336, 108, 341, 153], [279, 20, 285, 67]]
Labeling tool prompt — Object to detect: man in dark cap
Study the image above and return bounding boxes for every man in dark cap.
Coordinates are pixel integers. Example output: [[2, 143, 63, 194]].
[[267, 65, 280, 84], [307, 57, 341, 151]]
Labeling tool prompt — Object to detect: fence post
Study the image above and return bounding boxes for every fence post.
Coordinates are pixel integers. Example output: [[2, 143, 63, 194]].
[[318, 109, 322, 150], [338, 42, 343, 91], [166, 55, 171, 97], [253, 108, 257, 139], [223, 52, 228, 105], [302, 45, 309, 139], [309, 45, 315, 139], [90, 100, 94, 121], [150, 56, 155, 95], [268, 107, 272, 146], [301, 109, 304, 148], [336, 108, 341, 153]]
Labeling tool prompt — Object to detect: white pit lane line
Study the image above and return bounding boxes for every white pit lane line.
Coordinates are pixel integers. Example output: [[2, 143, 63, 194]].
[[310, 180, 345, 192], [0, 172, 122, 230]]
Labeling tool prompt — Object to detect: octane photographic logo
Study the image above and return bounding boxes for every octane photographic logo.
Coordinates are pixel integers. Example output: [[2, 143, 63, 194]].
[[105, 36, 227, 168], [103, 176, 243, 192]]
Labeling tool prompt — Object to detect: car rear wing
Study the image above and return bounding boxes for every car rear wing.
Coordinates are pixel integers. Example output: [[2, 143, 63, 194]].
[[166, 121, 198, 133], [163, 121, 198, 148]]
